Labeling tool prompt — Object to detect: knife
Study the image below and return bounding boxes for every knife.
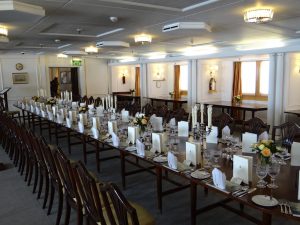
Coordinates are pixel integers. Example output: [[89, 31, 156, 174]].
[[238, 188, 257, 197]]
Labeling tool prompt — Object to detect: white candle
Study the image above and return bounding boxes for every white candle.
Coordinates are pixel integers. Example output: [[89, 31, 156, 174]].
[[207, 105, 212, 128], [106, 97, 108, 109], [101, 97, 105, 109], [61, 92, 63, 100], [110, 96, 113, 109], [114, 96, 117, 109], [70, 91, 73, 101], [200, 104, 204, 124]]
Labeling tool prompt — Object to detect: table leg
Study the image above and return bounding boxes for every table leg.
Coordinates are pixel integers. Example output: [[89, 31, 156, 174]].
[[262, 213, 272, 225], [48, 121, 52, 142], [67, 129, 71, 154], [190, 181, 197, 225], [27, 112, 31, 127], [82, 135, 87, 164], [31, 113, 35, 132], [243, 110, 246, 120], [252, 111, 255, 118], [96, 141, 100, 172], [22, 110, 26, 124], [120, 151, 126, 189], [156, 166, 162, 213], [55, 123, 58, 145]]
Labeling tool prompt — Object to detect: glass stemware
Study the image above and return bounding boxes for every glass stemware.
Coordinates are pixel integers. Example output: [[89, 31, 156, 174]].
[[256, 163, 268, 188], [203, 150, 211, 169], [212, 149, 221, 168], [267, 162, 280, 189]]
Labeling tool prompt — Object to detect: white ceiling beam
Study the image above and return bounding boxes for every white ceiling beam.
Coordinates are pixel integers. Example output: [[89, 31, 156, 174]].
[[0, 0, 45, 16], [182, 0, 220, 12]]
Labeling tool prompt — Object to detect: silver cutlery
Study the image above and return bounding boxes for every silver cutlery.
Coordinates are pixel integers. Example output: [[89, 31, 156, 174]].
[[278, 200, 284, 213]]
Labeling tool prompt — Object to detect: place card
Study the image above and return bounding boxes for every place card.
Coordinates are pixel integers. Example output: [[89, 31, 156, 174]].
[[206, 126, 218, 144], [66, 118, 72, 128], [233, 155, 253, 184], [108, 121, 117, 135], [92, 117, 100, 129], [167, 151, 178, 170], [186, 142, 201, 166], [222, 126, 231, 139], [152, 133, 163, 153], [72, 101, 78, 109], [212, 168, 226, 190], [136, 139, 145, 157], [128, 126, 139, 144], [79, 113, 88, 126], [242, 132, 257, 153], [78, 121, 84, 133], [258, 131, 269, 141], [121, 110, 129, 122], [178, 121, 189, 137], [91, 127, 99, 139], [111, 132, 119, 147], [151, 116, 163, 132], [291, 142, 300, 166]]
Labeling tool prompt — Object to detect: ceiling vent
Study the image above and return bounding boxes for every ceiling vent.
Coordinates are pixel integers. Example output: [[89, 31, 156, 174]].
[[162, 22, 211, 32], [62, 50, 88, 56], [96, 41, 130, 48]]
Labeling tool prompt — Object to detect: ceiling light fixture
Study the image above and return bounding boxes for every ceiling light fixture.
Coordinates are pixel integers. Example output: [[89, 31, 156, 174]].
[[85, 46, 98, 54], [182, 45, 217, 56], [57, 53, 68, 58], [134, 34, 152, 44], [244, 9, 274, 23], [0, 25, 8, 37], [145, 52, 167, 60]]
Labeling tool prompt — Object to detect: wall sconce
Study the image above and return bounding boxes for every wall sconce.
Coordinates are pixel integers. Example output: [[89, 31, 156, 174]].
[[208, 65, 218, 93], [122, 73, 126, 84], [153, 72, 165, 88]]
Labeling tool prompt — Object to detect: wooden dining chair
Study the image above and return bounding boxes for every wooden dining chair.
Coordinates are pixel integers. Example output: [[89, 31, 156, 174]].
[[94, 97, 102, 107], [272, 122, 300, 151], [242, 117, 270, 135], [54, 147, 83, 225], [212, 112, 235, 138], [74, 161, 155, 225], [88, 96, 94, 104], [142, 103, 155, 116]]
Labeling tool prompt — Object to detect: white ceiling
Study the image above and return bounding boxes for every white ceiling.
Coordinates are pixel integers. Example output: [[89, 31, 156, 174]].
[[1, 0, 300, 58]]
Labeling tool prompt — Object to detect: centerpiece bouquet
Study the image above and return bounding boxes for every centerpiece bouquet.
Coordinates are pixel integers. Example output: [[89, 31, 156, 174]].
[[32, 96, 40, 102], [133, 115, 148, 132], [233, 95, 242, 103], [79, 106, 88, 113], [252, 140, 282, 164], [46, 97, 56, 106]]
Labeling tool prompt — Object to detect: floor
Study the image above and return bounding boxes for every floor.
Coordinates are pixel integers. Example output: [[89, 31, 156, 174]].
[[0, 130, 299, 225]]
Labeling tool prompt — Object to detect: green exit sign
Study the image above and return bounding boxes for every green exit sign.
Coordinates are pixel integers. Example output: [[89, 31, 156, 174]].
[[72, 59, 82, 66]]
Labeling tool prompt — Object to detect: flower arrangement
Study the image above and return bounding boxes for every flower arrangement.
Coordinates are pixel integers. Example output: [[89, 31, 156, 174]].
[[32, 96, 40, 102], [169, 91, 175, 97], [46, 97, 56, 106], [252, 140, 282, 164], [133, 116, 148, 132], [79, 106, 88, 113], [233, 95, 242, 103], [130, 89, 135, 93]]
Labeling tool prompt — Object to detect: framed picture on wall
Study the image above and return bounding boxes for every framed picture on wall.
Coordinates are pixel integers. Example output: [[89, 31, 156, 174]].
[[60, 71, 71, 84], [12, 73, 29, 84]]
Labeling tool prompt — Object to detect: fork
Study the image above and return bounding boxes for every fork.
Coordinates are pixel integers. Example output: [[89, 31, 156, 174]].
[[284, 201, 293, 215], [278, 200, 285, 214]]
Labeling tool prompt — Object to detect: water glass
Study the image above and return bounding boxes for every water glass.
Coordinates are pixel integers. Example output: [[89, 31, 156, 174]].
[[256, 163, 268, 188], [267, 162, 280, 189]]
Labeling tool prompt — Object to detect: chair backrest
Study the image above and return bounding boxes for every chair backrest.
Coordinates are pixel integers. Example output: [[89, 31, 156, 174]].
[[88, 96, 94, 104], [94, 97, 102, 107], [156, 105, 169, 119], [99, 183, 140, 225], [213, 112, 235, 138], [242, 117, 270, 135], [272, 122, 300, 150], [74, 161, 107, 225], [142, 103, 155, 117]]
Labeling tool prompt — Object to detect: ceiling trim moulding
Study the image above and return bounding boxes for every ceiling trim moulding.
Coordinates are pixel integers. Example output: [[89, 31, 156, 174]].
[[97, 0, 219, 12], [0, 0, 45, 16]]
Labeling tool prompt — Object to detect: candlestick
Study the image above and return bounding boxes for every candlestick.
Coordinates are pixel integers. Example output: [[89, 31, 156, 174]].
[[207, 105, 212, 128], [200, 104, 204, 124]]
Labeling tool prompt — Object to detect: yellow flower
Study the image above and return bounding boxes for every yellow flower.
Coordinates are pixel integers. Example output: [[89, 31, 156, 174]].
[[261, 140, 273, 146], [258, 144, 265, 150], [261, 147, 271, 157], [141, 118, 147, 125]]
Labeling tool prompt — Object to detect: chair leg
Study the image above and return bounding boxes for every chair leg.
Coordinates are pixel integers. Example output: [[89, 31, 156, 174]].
[[55, 189, 63, 225], [33, 164, 39, 193], [37, 173, 44, 199], [27, 162, 33, 186], [64, 201, 71, 225], [43, 176, 50, 208], [47, 184, 55, 215], [77, 207, 83, 225]]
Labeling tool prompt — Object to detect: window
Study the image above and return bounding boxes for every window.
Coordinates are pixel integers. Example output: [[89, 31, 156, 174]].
[[241, 60, 269, 100], [179, 64, 188, 91]]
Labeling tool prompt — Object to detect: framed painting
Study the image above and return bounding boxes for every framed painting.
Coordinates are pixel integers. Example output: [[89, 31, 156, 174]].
[[12, 73, 29, 84]]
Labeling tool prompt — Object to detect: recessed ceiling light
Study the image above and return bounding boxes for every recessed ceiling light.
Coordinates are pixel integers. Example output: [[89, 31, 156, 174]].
[[119, 56, 137, 63], [57, 53, 68, 58], [134, 34, 152, 44], [109, 16, 118, 23], [244, 9, 274, 23], [85, 46, 98, 54]]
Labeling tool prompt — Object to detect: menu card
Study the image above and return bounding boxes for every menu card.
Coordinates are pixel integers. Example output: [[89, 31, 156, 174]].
[[128, 126, 139, 144], [178, 121, 189, 137], [151, 116, 163, 132], [167, 152, 178, 170], [136, 139, 145, 157], [291, 142, 300, 166], [206, 126, 218, 144], [152, 133, 163, 153], [233, 155, 253, 184], [108, 121, 117, 135], [222, 126, 230, 139], [121, 110, 129, 122], [242, 132, 257, 153], [186, 142, 201, 166]]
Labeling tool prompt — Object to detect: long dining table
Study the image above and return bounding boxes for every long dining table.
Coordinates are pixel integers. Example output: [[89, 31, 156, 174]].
[[14, 103, 300, 225]]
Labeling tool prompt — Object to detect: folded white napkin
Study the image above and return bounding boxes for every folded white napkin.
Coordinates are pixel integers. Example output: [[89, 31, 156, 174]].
[[91, 127, 99, 139], [78, 121, 85, 133], [96, 106, 104, 116], [291, 142, 300, 166], [57, 113, 64, 124], [258, 131, 269, 141], [35, 107, 40, 115], [111, 132, 120, 147], [52, 106, 58, 115], [48, 111, 54, 121], [178, 121, 189, 137], [92, 117, 100, 129], [169, 118, 176, 127], [79, 113, 88, 126], [136, 139, 145, 157], [152, 133, 162, 153], [88, 104, 94, 109], [206, 126, 218, 144], [222, 126, 231, 139], [212, 168, 226, 190], [167, 152, 178, 170], [108, 121, 118, 135], [41, 110, 47, 118], [121, 110, 129, 122], [242, 132, 257, 153], [26, 104, 30, 111], [46, 105, 51, 112], [72, 102, 78, 109], [66, 118, 72, 128], [22, 103, 25, 109], [151, 116, 163, 131], [135, 112, 140, 117], [30, 105, 35, 113], [128, 126, 139, 144]]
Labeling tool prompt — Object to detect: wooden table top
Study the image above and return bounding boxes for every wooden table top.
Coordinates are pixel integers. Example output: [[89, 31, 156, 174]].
[[201, 101, 268, 111], [285, 110, 300, 117], [116, 94, 140, 98], [145, 96, 188, 103]]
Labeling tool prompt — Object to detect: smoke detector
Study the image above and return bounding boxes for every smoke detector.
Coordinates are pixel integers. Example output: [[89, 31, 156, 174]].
[[110, 16, 118, 23]]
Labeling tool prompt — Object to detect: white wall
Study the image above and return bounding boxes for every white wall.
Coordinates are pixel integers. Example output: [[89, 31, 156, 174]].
[[111, 65, 136, 92]]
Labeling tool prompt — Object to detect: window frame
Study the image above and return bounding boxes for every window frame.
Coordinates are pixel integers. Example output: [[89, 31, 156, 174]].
[[241, 60, 268, 101]]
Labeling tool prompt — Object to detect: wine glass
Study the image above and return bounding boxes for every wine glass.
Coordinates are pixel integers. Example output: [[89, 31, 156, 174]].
[[256, 163, 268, 188], [203, 150, 212, 169], [212, 149, 221, 168], [267, 162, 280, 189]]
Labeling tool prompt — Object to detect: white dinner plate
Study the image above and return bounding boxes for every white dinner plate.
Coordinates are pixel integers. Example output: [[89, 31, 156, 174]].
[[191, 170, 211, 180], [153, 156, 167, 163], [251, 195, 278, 207], [125, 146, 137, 152]]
